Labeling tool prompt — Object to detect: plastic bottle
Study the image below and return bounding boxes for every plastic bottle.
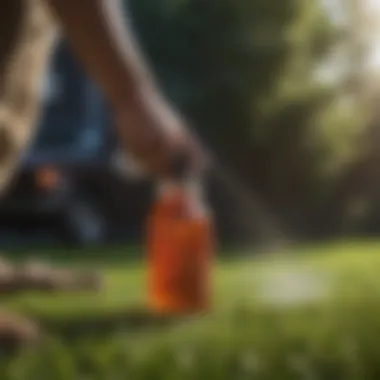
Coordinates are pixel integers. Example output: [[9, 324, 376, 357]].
[[147, 179, 214, 315]]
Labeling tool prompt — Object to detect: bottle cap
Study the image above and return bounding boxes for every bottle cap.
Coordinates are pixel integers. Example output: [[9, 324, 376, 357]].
[[169, 150, 191, 181]]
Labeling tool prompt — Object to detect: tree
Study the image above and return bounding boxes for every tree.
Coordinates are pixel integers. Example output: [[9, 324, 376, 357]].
[[127, 0, 363, 238]]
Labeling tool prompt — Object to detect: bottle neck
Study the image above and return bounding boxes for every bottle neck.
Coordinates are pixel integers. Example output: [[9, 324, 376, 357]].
[[156, 177, 200, 197], [155, 177, 210, 218]]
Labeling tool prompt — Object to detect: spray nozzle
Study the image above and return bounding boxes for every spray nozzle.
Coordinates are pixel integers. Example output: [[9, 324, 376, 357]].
[[169, 150, 192, 181]]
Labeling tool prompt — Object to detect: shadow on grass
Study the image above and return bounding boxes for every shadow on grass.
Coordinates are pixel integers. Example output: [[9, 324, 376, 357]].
[[2, 244, 243, 267], [32, 307, 188, 341]]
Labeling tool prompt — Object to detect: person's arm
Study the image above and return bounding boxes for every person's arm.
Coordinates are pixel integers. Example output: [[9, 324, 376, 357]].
[[44, 0, 203, 177], [45, 0, 152, 109]]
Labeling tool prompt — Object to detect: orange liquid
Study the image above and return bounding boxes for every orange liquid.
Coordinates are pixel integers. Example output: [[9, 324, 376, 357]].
[[147, 187, 214, 315]]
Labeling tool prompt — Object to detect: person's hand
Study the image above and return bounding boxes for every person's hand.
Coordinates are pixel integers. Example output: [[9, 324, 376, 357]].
[[113, 90, 209, 180]]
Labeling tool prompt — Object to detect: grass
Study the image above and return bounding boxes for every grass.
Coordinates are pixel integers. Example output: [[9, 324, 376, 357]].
[[4, 239, 380, 319], [3, 240, 380, 378]]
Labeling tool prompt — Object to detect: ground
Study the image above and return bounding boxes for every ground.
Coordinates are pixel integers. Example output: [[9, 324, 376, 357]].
[[5, 239, 380, 321], [3, 240, 380, 378]]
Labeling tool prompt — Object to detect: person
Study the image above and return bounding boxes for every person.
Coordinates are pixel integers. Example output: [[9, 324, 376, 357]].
[[0, 0, 207, 347], [0, 0, 206, 195]]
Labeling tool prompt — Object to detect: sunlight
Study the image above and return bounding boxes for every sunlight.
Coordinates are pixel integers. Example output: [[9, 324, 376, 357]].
[[324, 0, 380, 71], [365, 0, 380, 69], [256, 265, 332, 307], [369, 46, 380, 70]]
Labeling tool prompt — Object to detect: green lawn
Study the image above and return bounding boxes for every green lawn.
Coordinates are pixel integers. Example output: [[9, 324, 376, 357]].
[[4, 240, 380, 379], [6, 239, 380, 319]]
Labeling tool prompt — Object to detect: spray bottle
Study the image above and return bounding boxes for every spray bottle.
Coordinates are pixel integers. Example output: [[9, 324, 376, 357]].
[[146, 152, 214, 315]]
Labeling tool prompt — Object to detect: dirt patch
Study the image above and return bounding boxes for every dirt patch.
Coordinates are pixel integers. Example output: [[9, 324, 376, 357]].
[[0, 257, 103, 294], [16, 260, 103, 293]]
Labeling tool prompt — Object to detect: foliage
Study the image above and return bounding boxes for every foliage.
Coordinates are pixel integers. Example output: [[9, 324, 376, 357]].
[[126, 0, 363, 236]]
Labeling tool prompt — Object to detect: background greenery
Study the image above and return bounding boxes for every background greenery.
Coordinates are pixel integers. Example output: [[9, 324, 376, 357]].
[[127, 0, 371, 240]]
